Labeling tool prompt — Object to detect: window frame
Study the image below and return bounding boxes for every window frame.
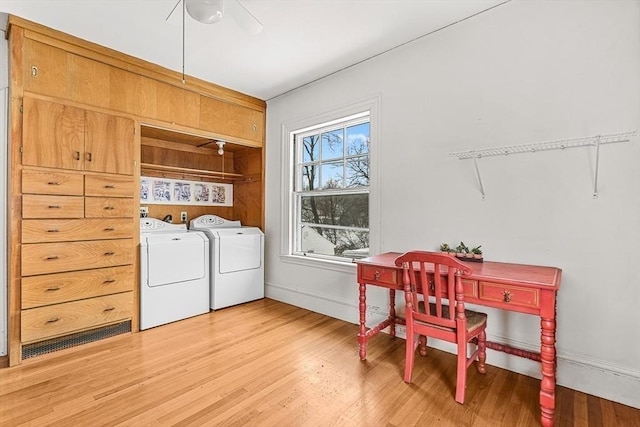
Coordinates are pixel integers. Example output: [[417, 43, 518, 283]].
[[280, 95, 380, 272]]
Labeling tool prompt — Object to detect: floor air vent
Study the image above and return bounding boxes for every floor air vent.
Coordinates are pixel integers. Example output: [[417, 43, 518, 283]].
[[22, 321, 131, 360]]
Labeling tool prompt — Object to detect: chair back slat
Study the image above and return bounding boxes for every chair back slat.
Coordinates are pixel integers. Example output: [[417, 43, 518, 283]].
[[395, 251, 472, 329]]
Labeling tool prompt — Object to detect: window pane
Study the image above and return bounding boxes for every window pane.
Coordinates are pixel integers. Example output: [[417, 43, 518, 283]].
[[299, 226, 369, 259], [321, 161, 343, 189], [346, 156, 369, 187], [321, 129, 344, 160], [347, 122, 370, 156], [302, 135, 319, 163], [300, 194, 369, 228], [300, 164, 319, 191]]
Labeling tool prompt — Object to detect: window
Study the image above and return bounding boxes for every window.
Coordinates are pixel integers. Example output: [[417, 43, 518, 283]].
[[292, 112, 370, 261]]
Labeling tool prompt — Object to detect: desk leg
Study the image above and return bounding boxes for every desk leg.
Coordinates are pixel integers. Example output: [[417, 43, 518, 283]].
[[358, 282, 367, 360], [389, 289, 396, 337], [540, 316, 556, 427]]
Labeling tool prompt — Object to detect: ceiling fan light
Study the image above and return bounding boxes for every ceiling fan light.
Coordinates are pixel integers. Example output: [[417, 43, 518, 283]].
[[185, 0, 224, 24]]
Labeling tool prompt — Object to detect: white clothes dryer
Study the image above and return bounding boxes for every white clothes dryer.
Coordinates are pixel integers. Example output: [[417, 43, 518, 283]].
[[140, 218, 210, 330], [189, 215, 264, 310]]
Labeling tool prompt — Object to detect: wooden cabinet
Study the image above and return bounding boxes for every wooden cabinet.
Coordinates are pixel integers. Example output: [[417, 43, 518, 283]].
[[22, 97, 134, 175], [20, 130, 135, 347], [200, 95, 264, 145]]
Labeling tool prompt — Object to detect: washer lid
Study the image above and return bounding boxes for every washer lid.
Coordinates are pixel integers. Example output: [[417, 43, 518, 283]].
[[145, 232, 207, 287]]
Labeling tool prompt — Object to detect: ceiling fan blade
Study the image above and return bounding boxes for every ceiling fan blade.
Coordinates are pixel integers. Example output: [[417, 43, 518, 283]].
[[165, 0, 183, 26], [227, 0, 264, 35]]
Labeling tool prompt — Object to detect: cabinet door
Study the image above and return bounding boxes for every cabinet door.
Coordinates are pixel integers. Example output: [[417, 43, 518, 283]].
[[85, 111, 134, 175], [199, 96, 264, 146], [22, 97, 85, 171]]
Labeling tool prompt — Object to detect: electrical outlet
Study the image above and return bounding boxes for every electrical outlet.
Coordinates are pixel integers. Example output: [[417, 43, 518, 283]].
[[140, 206, 148, 218], [180, 212, 188, 223]]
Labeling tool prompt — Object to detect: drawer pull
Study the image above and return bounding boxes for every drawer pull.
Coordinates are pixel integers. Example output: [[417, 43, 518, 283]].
[[45, 286, 61, 292], [46, 317, 60, 324], [374, 271, 380, 280], [104, 206, 115, 210], [103, 279, 116, 284], [503, 290, 512, 303], [103, 307, 115, 312], [104, 185, 116, 189], [73, 151, 81, 160], [103, 227, 115, 231], [45, 256, 59, 260], [47, 205, 61, 209], [104, 251, 115, 256], [86, 152, 93, 162], [47, 181, 61, 185], [47, 229, 60, 233]]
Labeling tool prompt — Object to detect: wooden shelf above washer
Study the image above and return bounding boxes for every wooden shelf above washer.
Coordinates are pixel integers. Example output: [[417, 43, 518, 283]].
[[140, 163, 244, 181]]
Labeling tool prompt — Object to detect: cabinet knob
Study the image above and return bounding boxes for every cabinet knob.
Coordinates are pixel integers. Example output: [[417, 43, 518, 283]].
[[45, 317, 59, 324], [104, 206, 115, 210], [374, 271, 380, 280], [73, 151, 81, 161], [104, 185, 115, 189], [86, 152, 93, 162], [45, 286, 61, 292], [47, 205, 61, 209], [104, 252, 115, 256], [503, 290, 512, 303], [252, 124, 257, 133], [103, 307, 115, 312], [45, 256, 59, 260], [47, 181, 61, 186], [103, 279, 116, 284], [103, 227, 115, 232], [31, 65, 38, 78], [47, 229, 60, 233]]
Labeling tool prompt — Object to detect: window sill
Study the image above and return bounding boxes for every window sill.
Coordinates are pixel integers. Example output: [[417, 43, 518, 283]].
[[280, 254, 358, 274]]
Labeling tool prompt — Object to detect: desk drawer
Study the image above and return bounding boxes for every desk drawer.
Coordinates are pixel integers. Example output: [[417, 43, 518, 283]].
[[23, 195, 84, 219], [85, 175, 133, 197], [22, 218, 134, 243], [21, 291, 133, 343], [22, 266, 134, 309], [479, 281, 539, 308], [21, 239, 134, 276], [85, 197, 134, 218], [22, 170, 84, 195], [360, 265, 398, 286]]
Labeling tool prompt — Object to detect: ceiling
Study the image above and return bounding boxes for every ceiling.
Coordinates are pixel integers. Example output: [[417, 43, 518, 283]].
[[1, 0, 507, 101]]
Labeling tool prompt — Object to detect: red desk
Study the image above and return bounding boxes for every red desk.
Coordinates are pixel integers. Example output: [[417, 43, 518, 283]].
[[355, 252, 562, 427]]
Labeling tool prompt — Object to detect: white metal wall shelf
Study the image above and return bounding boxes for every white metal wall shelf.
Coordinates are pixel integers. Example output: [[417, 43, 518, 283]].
[[449, 131, 637, 199]]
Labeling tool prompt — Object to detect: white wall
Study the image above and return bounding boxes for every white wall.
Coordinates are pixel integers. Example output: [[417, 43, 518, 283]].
[[265, 0, 640, 408]]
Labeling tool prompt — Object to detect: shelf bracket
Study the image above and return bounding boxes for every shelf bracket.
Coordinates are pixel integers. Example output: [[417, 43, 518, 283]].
[[472, 157, 485, 200], [593, 136, 601, 199]]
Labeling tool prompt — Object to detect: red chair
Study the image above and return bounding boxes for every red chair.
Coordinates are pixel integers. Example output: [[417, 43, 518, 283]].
[[395, 251, 487, 404]]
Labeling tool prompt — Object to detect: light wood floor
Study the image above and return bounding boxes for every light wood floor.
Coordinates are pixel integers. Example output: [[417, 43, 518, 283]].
[[1, 299, 638, 426]]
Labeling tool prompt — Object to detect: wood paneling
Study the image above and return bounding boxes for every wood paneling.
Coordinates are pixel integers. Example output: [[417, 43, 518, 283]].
[[85, 111, 135, 175], [23, 38, 68, 99]]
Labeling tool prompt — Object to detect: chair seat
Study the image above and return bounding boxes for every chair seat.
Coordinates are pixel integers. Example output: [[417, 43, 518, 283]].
[[398, 301, 487, 332]]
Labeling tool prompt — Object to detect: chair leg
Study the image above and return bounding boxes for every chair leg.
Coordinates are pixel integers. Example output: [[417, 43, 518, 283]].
[[455, 340, 467, 404], [476, 329, 487, 374], [404, 332, 416, 383]]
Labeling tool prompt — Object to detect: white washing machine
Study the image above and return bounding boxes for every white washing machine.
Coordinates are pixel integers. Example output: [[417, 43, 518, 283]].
[[189, 215, 264, 310], [140, 218, 210, 330]]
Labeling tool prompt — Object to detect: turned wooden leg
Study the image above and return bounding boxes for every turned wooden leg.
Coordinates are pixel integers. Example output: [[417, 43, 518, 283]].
[[476, 329, 487, 374], [358, 282, 367, 360], [389, 289, 396, 337], [540, 316, 556, 426], [418, 335, 427, 356]]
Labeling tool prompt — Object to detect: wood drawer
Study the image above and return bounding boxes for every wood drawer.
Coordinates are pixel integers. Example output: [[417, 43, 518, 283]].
[[23, 195, 84, 219], [22, 218, 134, 243], [360, 265, 398, 287], [479, 281, 540, 309], [21, 291, 133, 343], [85, 197, 134, 218], [22, 169, 84, 195], [22, 266, 134, 309], [21, 239, 134, 276], [85, 174, 133, 197]]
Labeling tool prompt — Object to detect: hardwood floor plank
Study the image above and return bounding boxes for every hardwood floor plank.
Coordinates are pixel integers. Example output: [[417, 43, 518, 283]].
[[1, 299, 638, 427]]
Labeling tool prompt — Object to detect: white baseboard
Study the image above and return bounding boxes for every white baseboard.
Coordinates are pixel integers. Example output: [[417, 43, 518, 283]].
[[266, 282, 640, 409]]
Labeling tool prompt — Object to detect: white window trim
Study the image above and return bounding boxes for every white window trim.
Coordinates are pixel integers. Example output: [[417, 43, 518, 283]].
[[280, 94, 381, 273]]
